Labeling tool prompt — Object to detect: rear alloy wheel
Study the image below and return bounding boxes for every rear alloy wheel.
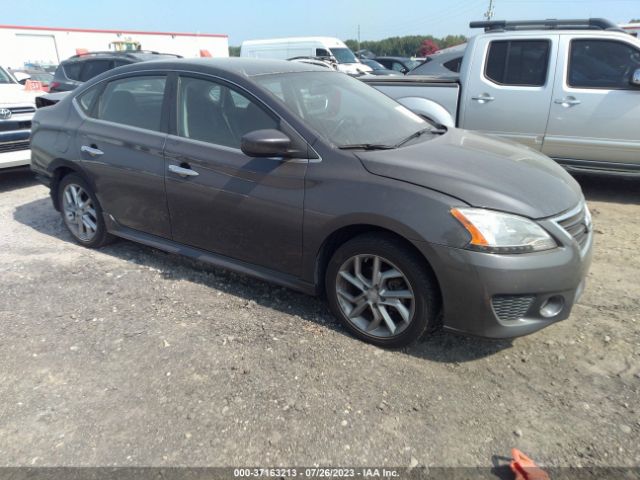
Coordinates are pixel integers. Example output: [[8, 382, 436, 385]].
[[58, 173, 113, 248], [326, 233, 440, 347]]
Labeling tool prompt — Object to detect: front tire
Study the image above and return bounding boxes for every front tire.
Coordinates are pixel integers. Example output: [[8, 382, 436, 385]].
[[325, 233, 440, 348], [58, 173, 113, 248]]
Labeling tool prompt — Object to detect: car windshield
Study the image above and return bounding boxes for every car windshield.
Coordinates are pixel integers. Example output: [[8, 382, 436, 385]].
[[0, 67, 17, 84], [330, 47, 357, 64], [406, 59, 422, 70], [255, 71, 429, 148]]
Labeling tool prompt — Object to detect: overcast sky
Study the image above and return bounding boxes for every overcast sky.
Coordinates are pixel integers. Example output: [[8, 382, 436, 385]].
[[3, 0, 639, 44]]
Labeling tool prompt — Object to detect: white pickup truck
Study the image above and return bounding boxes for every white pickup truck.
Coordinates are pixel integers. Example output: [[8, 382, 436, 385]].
[[0, 66, 37, 169], [364, 18, 640, 175]]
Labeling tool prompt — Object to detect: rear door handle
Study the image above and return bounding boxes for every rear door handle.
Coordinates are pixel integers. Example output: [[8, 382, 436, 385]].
[[168, 164, 199, 177], [80, 145, 104, 157], [554, 97, 581, 107], [471, 94, 495, 103]]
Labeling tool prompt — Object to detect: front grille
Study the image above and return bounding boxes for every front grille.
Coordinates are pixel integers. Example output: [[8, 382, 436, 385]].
[[0, 120, 31, 132], [0, 141, 30, 153], [557, 205, 589, 249], [492, 295, 535, 321], [8, 106, 36, 115]]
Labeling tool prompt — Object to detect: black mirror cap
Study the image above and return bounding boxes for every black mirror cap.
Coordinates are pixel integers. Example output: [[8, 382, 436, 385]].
[[631, 68, 640, 87], [241, 129, 292, 158]]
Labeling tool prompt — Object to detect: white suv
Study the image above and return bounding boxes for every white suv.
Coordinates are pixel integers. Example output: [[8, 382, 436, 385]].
[[0, 66, 37, 169]]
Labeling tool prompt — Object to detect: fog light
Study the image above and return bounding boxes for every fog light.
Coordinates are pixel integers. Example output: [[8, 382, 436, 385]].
[[540, 296, 564, 318]]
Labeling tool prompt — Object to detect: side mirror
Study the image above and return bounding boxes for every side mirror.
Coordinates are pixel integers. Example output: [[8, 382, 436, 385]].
[[631, 68, 640, 87], [241, 129, 292, 158]]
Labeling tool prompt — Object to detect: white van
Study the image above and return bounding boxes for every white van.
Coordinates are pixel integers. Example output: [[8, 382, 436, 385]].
[[240, 37, 372, 75]]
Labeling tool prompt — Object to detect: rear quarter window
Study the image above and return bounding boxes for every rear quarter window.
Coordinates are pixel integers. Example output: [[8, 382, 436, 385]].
[[62, 62, 83, 80]]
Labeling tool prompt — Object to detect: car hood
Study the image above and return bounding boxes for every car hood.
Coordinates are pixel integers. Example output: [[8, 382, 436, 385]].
[[0, 84, 38, 105], [356, 128, 582, 219]]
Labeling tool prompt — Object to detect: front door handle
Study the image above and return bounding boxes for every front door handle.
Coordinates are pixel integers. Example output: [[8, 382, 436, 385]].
[[80, 145, 104, 157], [471, 93, 495, 103], [554, 97, 581, 107], [168, 164, 199, 177]]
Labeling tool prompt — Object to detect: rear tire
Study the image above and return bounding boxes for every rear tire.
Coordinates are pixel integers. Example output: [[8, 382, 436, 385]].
[[325, 233, 440, 348], [58, 173, 113, 248]]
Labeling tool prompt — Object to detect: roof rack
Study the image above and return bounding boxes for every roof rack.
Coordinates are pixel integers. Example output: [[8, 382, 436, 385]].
[[469, 18, 628, 34], [69, 50, 181, 59]]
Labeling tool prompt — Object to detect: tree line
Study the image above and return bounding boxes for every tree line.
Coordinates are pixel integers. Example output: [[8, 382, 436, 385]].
[[345, 35, 467, 57], [228, 34, 467, 58]]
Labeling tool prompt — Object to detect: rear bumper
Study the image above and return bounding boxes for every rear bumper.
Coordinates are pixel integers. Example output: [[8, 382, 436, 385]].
[[0, 149, 31, 169], [417, 231, 593, 339]]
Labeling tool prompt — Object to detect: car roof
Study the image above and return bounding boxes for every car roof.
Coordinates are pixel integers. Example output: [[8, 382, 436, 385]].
[[107, 57, 328, 77], [62, 51, 180, 64]]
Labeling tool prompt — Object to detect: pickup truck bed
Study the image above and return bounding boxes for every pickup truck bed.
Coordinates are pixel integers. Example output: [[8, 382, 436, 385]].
[[364, 24, 640, 176]]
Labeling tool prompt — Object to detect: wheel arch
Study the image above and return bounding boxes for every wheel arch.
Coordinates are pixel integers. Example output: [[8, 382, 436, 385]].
[[313, 223, 442, 302], [48, 159, 94, 211]]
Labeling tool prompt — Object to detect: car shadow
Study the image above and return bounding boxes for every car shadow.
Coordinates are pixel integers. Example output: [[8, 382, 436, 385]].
[[0, 168, 38, 193], [13, 197, 511, 363], [575, 174, 640, 205]]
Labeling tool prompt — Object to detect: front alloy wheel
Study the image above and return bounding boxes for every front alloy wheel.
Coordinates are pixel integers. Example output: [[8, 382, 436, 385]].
[[326, 233, 440, 347], [336, 254, 415, 338]]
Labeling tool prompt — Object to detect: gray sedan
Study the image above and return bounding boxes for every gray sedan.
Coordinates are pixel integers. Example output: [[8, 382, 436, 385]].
[[30, 58, 592, 347]]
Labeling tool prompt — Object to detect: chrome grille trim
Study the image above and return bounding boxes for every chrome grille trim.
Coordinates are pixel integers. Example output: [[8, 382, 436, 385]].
[[553, 201, 591, 250], [8, 106, 36, 114]]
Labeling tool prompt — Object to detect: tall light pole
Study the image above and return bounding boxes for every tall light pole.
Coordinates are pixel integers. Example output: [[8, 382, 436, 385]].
[[357, 24, 361, 53], [484, 0, 495, 20]]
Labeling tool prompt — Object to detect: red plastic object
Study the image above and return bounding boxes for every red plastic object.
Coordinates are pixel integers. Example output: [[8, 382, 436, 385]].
[[199, 49, 212, 57], [510, 449, 550, 480], [75, 48, 89, 55]]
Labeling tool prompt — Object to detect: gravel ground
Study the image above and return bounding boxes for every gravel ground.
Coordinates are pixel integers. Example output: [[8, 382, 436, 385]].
[[0, 168, 638, 469]]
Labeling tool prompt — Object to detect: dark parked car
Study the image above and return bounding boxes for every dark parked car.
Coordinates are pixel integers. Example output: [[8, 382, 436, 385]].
[[408, 44, 466, 76], [374, 56, 423, 74], [31, 58, 593, 347], [360, 59, 403, 76], [49, 50, 181, 92]]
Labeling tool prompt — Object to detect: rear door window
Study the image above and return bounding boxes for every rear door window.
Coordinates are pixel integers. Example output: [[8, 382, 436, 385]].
[[485, 40, 550, 86], [80, 60, 113, 82], [95, 75, 167, 131]]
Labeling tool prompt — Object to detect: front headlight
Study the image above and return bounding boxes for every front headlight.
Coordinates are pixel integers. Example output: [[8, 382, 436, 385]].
[[451, 208, 557, 253]]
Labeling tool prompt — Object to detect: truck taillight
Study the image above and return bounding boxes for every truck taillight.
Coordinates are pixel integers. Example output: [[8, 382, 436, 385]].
[[49, 81, 61, 90]]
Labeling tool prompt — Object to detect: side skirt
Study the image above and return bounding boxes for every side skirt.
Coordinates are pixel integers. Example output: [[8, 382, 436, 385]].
[[104, 215, 317, 296], [554, 157, 640, 177]]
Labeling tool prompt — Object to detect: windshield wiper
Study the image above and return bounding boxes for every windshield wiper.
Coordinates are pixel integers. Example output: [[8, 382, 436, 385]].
[[338, 143, 396, 150], [393, 127, 446, 148]]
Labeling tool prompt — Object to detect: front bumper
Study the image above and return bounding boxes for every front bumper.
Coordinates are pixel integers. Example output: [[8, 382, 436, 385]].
[[417, 220, 593, 339], [0, 149, 31, 169]]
